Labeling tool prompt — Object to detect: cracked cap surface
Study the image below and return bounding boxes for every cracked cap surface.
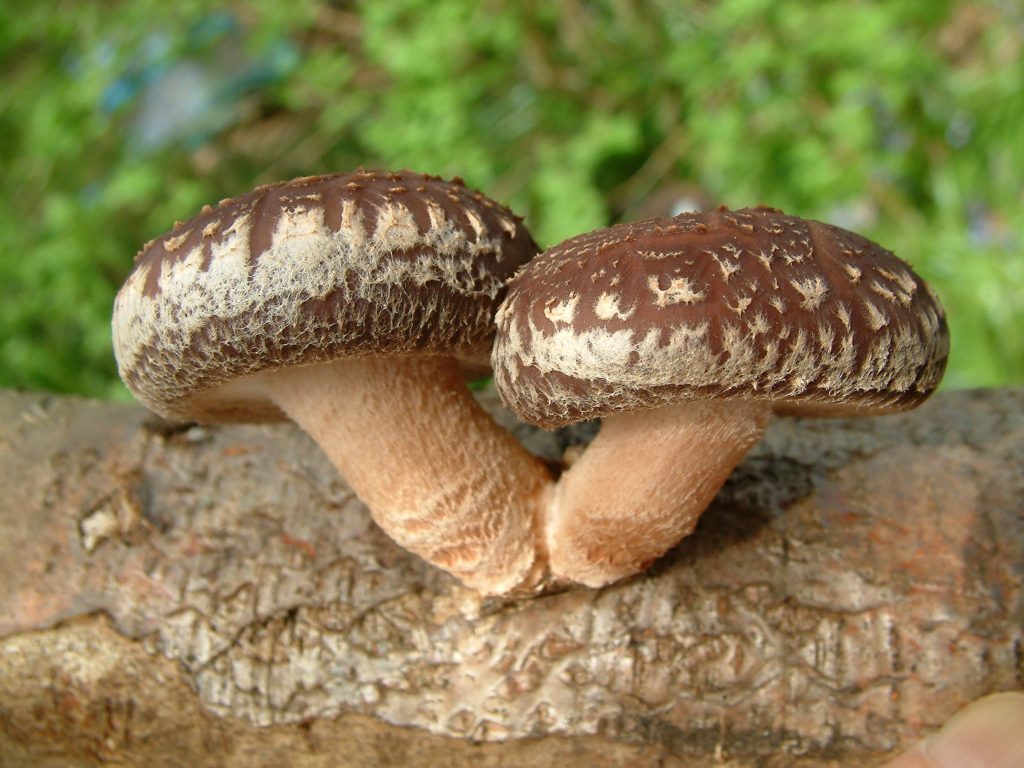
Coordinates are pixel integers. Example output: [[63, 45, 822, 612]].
[[113, 170, 539, 422], [493, 206, 949, 428]]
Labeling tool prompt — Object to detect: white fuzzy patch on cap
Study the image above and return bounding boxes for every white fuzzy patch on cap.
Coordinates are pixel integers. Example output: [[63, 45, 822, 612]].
[[790, 277, 829, 311], [646, 275, 706, 307], [870, 280, 897, 304], [862, 298, 889, 331], [593, 292, 636, 321], [543, 295, 580, 325], [710, 251, 741, 281], [747, 312, 770, 337], [835, 302, 852, 329], [728, 295, 753, 315]]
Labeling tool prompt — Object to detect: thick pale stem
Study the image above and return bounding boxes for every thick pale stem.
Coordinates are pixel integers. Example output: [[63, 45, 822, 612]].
[[260, 356, 553, 594], [547, 399, 771, 588]]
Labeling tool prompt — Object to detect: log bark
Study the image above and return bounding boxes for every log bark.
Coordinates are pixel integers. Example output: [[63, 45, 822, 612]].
[[0, 387, 1021, 767]]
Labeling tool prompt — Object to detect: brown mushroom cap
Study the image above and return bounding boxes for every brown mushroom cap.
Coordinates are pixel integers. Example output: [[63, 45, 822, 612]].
[[113, 170, 539, 422], [494, 206, 949, 428]]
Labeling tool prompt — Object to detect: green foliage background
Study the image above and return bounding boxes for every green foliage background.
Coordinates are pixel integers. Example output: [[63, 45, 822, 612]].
[[2, 0, 1022, 398]]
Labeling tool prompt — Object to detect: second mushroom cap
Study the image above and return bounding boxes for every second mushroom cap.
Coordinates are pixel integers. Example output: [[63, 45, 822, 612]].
[[494, 205, 949, 427]]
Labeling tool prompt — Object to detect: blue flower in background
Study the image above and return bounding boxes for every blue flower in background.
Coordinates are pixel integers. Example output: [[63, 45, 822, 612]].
[[99, 11, 298, 152]]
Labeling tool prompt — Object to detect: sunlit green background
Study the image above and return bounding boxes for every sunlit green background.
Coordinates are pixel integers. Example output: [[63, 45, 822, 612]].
[[2, 0, 1022, 399]]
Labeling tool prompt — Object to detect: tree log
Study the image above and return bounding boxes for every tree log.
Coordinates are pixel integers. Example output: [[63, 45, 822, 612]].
[[1, 387, 1021, 767]]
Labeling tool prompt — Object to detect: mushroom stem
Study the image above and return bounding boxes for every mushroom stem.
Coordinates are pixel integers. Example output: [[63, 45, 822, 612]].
[[262, 356, 553, 594], [546, 399, 771, 588]]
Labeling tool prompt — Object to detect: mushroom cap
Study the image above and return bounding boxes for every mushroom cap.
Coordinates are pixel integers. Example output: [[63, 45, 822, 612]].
[[113, 170, 539, 422], [493, 206, 949, 428]]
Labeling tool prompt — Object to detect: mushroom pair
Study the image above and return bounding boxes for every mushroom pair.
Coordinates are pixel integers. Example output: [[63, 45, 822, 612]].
[[113, 171, 949, 595]]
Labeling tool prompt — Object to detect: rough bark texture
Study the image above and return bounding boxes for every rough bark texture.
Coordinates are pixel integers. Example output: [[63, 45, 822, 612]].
[[0, 387, 1021, 767]]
